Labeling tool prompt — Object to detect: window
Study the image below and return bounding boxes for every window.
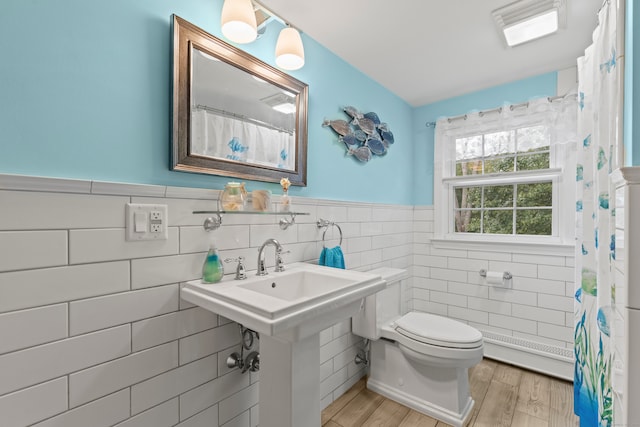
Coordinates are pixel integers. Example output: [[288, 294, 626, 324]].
[[454, 183, 553, 235], [453, 126, 553, 236], [433, 97, 576, 251]]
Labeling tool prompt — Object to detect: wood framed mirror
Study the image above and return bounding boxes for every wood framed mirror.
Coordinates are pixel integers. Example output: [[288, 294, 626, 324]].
[[171, 15, 308, 186]]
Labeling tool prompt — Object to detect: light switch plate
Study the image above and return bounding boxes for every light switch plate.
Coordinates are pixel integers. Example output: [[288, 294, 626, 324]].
[[125, 203, 168, 241]]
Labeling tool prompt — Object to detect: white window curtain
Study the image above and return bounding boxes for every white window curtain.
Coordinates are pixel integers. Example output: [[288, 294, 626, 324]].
[[435, 97, 577, 170], [573, 1, 622, 425], [433, 96, 577, 244]]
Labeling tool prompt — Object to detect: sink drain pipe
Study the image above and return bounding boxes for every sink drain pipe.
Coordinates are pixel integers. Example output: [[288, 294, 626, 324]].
[[226, 325, 260, 373], [354, 339, 370, 366]]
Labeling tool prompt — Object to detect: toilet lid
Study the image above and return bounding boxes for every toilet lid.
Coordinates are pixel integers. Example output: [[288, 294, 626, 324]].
[[394, 312, 483, 349]]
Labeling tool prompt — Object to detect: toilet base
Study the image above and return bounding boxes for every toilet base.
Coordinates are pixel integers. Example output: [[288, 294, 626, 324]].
[[367, 339, 474, 427]]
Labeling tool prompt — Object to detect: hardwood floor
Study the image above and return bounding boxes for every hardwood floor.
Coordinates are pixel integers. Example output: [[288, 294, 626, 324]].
[[321, 358, 578, 427]]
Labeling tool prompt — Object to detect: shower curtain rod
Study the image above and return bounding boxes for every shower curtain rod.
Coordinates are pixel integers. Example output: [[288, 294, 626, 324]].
[[424, 94, 577, 128], [194, 104, 294, 135]]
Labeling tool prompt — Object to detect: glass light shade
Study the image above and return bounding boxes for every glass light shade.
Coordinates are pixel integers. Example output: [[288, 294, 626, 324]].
[[221, 0, 257, 44], [503, 9, 558, 47], [275, 27, 305, 70]]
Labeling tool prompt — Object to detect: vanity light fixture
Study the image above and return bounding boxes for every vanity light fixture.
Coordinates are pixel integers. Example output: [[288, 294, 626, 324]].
[[221, 0, 258, 44], [275, 26, 305, 70], [492, 0, 566, 47], [221, 0, 306, 70]]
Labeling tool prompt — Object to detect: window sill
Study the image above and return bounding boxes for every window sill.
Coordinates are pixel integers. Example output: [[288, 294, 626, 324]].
[[442, 168, 562, 186], [430, 237, 575, 256]]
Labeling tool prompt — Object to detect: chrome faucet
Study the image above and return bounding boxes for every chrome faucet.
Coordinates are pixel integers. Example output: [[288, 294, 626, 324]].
[[257, 238, 284, 276]]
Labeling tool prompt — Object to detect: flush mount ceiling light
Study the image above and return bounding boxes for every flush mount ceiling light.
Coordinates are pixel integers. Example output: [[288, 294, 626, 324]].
[[221, 0, 258, 44], [272, 102, 296, 114], [275, 26, 305, 70], [492, 0, 566, 47], [261, 92, 296, 114]]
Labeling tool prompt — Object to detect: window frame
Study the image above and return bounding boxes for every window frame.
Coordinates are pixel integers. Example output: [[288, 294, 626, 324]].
[[433, 109, 575, 255]]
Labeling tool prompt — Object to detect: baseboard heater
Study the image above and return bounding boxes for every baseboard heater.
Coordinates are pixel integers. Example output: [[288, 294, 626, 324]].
[[478, 330, 574, 381]]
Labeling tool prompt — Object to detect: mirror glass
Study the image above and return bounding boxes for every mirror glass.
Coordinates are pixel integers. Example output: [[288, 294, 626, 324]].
[[191, 47, 296, 171], [172, 15, 308, 185]]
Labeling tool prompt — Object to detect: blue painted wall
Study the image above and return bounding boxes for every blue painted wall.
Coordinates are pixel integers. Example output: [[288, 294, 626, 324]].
[[411, 73, 558, 205], [625, 0, 638, 165], [0, 0, 413, 204], [2, 0, 636, 204]]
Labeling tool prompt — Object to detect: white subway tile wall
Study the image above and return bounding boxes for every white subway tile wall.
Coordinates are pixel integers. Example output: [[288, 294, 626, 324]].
[[613, 182, 626, 424], [610, 171, 640, 425], [0, 178, 578, 426], [33, 389, 131, 427], [0, 179, 412, 427], [413, 206, 575, 350], [0, 378, 68, 427], [68, 341, 179, 407]]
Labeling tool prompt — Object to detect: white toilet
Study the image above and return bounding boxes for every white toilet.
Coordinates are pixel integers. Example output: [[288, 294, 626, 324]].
[[352, 267, 484, 427]]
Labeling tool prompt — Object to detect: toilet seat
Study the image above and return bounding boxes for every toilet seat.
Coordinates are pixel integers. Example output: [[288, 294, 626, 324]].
[[394, 312, 483, 349], [378, 311, 483, 368]]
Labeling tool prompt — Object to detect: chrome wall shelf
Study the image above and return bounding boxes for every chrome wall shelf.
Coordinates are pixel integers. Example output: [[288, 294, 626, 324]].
[[193, 211, 309, 231]]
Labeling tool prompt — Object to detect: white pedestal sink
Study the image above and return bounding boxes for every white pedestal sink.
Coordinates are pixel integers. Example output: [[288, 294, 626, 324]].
[[181, 263, 385, 427]]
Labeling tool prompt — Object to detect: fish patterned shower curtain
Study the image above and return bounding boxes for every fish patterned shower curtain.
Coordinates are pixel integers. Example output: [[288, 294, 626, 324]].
[[191, 109, 296, 170], [574, 1, 622, 426]]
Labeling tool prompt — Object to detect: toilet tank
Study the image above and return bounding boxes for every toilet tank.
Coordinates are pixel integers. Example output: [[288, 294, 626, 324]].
[[351, 267, 408, 340]]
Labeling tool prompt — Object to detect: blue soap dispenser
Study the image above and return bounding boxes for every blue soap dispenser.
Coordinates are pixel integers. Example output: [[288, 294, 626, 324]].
[[202, 242, 224, 283]]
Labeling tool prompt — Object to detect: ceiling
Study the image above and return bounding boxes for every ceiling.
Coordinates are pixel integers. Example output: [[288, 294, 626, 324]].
[[257, 0, 603, 106]]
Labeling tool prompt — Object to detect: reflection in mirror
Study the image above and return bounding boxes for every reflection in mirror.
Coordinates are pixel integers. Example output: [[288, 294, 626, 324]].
[[190, 47, 296, 171], [171, 15, 308, 185]]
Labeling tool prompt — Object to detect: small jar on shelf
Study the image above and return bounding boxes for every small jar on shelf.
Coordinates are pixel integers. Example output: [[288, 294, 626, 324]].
[[251, 190, 272, 212], [220, 182, 246, 211]]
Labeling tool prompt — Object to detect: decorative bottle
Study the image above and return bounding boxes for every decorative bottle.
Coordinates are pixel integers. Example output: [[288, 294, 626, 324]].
[[281, 188, 291, 212], [280, 177, 292, 213], [202, 244, 224, 283]]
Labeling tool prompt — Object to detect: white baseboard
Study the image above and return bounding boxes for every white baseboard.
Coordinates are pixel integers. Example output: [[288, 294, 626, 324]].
[[479, 330, 574, 381]]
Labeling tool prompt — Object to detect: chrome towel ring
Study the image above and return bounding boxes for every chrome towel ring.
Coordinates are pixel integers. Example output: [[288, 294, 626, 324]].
[[317, 218, 343, 247]]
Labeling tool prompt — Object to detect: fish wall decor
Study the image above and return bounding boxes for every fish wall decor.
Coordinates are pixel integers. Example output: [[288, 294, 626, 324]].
[[322, 106, 395, 163]]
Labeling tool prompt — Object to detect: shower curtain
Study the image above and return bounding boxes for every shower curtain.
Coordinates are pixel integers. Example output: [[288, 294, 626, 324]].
[[574, 1, 621, 426], [191, 109, 296, 170]]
